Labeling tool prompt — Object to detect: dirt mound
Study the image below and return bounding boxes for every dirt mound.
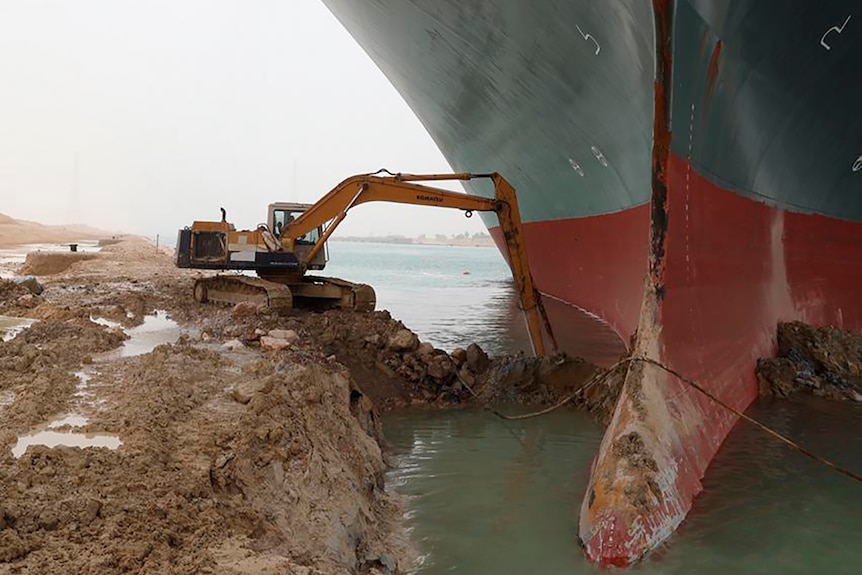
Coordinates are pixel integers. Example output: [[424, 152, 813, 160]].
[[756, 321, 862, 402], [19, 252, 98, 276], [0, 318, 127, 438], [0, 327, 407, 574], [2, 348, 402, 573], [293, 309, 618, 418], [0, 280, 32, 314], [183, 305, 611, 416]]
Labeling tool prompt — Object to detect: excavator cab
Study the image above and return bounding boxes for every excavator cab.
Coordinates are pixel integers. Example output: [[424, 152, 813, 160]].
[[269, 203, 326, 271]]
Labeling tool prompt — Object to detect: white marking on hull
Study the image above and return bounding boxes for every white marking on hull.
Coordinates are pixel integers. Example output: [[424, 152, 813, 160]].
[[821, 15, 851, 51], [575, 24, 601, 55], [685, 103, 696, 330], [591, 146, 608, 167]]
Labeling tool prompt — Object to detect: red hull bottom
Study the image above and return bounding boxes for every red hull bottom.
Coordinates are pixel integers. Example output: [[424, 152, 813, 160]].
[[491, 153, 862, 565], [575, 154, 862, 565], [490, 203, 649, 366]]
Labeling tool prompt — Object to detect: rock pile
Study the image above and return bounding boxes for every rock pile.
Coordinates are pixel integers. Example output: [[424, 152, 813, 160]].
[[0, 279, 43, 313], [757, 321, 862, 402], [188, 304, 620, 418]]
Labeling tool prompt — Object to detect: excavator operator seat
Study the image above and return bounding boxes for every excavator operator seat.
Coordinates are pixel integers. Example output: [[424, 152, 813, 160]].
[[268, 202, 327, 270]]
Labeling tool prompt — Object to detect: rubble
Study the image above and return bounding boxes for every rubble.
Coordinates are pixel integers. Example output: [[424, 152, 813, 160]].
[[465, 342, 490, 373], [12, 276, 42, 295], [222, 339, 245, 351], [386, 329, 419, 352], [268, 328, 299, 343], [230, 301, 259, 320], [260, 335, 293, 351], [756, 321, 862, 402]]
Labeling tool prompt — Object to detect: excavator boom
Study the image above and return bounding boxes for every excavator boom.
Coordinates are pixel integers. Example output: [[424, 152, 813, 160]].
[[282, 171, 556, 356]]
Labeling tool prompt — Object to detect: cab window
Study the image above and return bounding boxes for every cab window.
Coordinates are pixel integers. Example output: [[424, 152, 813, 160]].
[[273, 209, 321, 244], [272, 210, 286, 236]]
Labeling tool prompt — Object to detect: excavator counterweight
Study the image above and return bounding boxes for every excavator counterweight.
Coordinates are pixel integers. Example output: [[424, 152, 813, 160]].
[[175, 171, 555, 356]]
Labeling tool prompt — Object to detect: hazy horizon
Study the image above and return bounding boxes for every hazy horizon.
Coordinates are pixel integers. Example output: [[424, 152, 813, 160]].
[[0, 1, 487, 243]]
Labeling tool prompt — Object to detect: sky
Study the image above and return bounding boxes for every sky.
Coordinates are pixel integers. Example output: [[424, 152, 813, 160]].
[[0, 0, 487, 242]]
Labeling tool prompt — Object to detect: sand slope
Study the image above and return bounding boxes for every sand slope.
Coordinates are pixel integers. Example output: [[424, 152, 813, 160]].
[[0, 213, 111, 247]]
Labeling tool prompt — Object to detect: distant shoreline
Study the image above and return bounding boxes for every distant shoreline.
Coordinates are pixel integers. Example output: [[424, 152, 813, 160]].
[[331, 235, 496, 248], [0, 212, 116, 248]]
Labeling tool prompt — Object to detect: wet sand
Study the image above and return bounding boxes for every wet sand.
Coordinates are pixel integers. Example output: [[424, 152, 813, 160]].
[[0, 232, 615, 574], [0, 238, 410, 574]]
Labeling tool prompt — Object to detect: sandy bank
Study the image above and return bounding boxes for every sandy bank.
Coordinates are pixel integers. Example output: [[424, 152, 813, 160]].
[[0, 238, 410, 574], [0, 236, 618, 574]]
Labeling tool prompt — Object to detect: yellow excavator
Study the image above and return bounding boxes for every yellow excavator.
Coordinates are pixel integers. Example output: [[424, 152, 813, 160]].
[[175, 171, 555, 355]]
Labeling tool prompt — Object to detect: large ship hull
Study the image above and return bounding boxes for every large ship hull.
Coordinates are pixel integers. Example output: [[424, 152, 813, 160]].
[[322, 0, 862, 565]]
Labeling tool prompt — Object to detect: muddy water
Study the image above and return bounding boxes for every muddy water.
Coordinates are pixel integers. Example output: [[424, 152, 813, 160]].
[[95, 310, 182, 359], [0, 315, 36, 341], [385, 400, 862, 574], [385, 409, 601, 573], [11, 431, 121, 458], [8, 311, 182, 459]]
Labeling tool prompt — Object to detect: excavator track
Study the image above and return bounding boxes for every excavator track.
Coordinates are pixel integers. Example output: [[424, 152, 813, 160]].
[[300, 275, 376, 312], [193, 275, 293, 315]]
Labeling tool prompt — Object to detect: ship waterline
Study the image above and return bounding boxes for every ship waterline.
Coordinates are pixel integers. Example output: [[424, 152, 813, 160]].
[[322, 0, 862, 565]]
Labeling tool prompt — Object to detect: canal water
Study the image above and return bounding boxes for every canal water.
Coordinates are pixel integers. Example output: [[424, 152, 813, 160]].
[[385, 401, 862, 574], [325, 240, 527, 355], [327, 241, 862, 574]]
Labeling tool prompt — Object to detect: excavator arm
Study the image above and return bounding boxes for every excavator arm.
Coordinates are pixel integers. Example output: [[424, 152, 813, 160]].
[[282, 171, 557, 356]]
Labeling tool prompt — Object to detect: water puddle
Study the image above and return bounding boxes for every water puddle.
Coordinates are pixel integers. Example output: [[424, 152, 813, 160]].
[[0, 315, 36, 342], [96, 310, 181, 359], [0, 248, 29, 278], [0, 241, 102, 258], [3, 290, 174, 461], [11, 430, 122, 458], [9, 376, 113, 458], [90, 315, 122, 329], [7, 312, 182, 459], [73, 370, 94, 399], [5, 310, 177, 459], [71, 370, 106, 408]]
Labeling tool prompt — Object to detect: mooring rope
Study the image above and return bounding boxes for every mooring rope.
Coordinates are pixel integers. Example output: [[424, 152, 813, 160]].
[[458, 356, 862, 485]]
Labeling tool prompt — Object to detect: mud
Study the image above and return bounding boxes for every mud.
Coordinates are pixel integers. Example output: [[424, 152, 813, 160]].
[[610, 431, 662, 513], [757, 321, 862, 402], [20, 252, 98, 276], [0, 281, 34, 315], [0, 239, 409, 574], [0, 236, 617, 574]]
